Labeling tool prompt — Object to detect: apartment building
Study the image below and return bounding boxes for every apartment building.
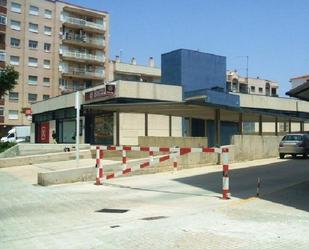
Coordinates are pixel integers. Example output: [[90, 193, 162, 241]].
[[226, 70, 279, 97], [0, 0, 109, 132], [0, 0, 7, 129]]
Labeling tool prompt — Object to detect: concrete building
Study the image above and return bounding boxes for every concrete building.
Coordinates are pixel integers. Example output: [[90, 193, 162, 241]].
[[0, 0, 109, 132], [108, 56, 161, 83], [226, 70, 279, 96], [289, 74, 309, 90], [287, 74, 309, 101]]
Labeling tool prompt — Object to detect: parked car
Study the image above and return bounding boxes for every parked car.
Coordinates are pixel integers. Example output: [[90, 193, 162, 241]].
[[279, 134, 309, 159]]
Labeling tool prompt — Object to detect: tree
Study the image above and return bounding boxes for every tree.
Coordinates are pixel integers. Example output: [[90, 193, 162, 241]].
[[0, 66, 19, 97]]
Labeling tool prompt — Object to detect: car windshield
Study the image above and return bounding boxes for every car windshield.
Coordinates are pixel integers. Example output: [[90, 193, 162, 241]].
[[282, 135, 303, 141]]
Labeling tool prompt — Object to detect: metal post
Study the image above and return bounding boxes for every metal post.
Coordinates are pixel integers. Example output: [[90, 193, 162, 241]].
[[145, 113, 148, 136], [275, 117, 278, 136], [215, 109, 221, 147], [289, 119, 292, 133], [75, 91, 80, 167], [238, 113, 243, 135], [259, 115, 263, 136], [169, 115, 172, 137]]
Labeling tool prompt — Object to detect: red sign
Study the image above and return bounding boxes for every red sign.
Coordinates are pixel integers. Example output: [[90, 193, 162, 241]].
[[39, 122, 49, 143], [85, 84, 115, 101], [25, 109, 32, 115]]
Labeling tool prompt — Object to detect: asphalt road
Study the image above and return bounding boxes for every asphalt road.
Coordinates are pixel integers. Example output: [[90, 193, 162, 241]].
[[0, 157, 309, 249]]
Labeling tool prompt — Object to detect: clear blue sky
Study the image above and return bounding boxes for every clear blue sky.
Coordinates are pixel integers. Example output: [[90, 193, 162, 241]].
[[68, 0, 309, 96]]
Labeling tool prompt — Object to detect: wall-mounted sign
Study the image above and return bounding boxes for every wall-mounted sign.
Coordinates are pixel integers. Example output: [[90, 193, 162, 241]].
[[85, 84, 116, 101]]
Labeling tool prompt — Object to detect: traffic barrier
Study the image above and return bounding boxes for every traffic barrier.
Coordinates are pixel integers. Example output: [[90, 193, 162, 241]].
[[94, 145, 230, 199]]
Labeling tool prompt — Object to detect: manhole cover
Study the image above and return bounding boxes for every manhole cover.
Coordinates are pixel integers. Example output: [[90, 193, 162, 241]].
[[96, 208, 129, 213], [141, 216, 168, 221]]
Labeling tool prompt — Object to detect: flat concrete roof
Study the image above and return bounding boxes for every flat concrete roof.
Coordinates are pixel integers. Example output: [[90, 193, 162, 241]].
[[84, 100, 307, 122]]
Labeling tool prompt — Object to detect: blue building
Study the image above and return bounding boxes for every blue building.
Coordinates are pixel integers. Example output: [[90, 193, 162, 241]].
[[161, 49, 226, 92], [161, 48, 239, 146]]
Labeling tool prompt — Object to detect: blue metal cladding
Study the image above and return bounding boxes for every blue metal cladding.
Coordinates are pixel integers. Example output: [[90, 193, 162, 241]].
[[161, 49, 226, 91]]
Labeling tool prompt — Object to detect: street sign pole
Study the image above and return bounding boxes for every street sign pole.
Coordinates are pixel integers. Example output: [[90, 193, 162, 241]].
[[75, 91, 80, 167]]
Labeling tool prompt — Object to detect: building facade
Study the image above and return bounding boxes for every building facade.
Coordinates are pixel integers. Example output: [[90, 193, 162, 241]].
[[226, 70, 279, 97], [0, 0, 109, 133]]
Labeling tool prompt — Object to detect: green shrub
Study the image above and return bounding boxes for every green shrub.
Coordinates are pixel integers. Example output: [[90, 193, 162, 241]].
[[0, 142, 16, 153]]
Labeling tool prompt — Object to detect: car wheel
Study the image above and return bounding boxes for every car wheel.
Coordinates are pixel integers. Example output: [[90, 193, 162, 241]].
[[279, 153, 285, 159]]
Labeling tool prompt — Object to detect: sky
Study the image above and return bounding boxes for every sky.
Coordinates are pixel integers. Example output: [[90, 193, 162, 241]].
[[68, 0, 309, 97]]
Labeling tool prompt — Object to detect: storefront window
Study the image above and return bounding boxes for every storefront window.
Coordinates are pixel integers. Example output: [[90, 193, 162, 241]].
[[94, 114, 113, 145]]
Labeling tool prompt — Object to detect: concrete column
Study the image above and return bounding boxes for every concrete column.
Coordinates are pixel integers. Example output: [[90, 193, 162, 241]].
[[259, 115, 263, 136], [215, 109, 221, 146], [238, 113, 243, 135], [284, 121, 287, 132], [169, 115, 172, 137], [145, 113, 148, 136], [116, 112, 120, 145], [289, 119, 292, 133], [275, 117, 278, 136], [300, 121, 304, 133], [204, 119, 208, 138], [188, 117, 192, 137]]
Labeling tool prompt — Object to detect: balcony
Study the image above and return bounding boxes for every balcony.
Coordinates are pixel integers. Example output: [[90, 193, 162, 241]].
[[61, 15, 105, 33], [0, 116, 3, 123], [61, 50, 105, 64], [63, 33, 105, 49], [61, 67, 104, 80]]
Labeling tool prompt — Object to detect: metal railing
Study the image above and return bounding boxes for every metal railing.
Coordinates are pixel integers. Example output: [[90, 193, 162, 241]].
[[63, 33, 105, 46], [62, 16, 105, 31], [62, 50, 105, 62], [62, 67, 104, 78]]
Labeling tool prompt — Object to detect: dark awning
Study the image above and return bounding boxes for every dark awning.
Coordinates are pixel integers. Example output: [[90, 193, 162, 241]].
[[286, 81, 309, 101]]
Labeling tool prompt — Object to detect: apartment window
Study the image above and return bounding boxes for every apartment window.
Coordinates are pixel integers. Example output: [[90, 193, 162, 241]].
[[0, 14, 6, 25], [43, 59, 50, 69], [28, 75, 38, 85], [10, 20, 21, 30], [28, 40, 38, 49], [29, 23, 38, 33], [9, 91, 18, 101], [29, 5, 39, 16], [0, 0, 7, 7], [44, 26, 52, 35], [10, 37, 20, 47], [258, 87, 263, 93], [0, 51, 5, 61], [250, 86, 255, 93], [0, 107, 3, 116], [8, 110, 18, 120], [44, 9, 52, 19], [43, 94, 50, 100], [28, 93, 37, 102], [28, 57, 38, 67], [44, 43, 51, 52], [11, 2, 21, 13], [10, 55, 19, 65], [43, 77, 50, 86]]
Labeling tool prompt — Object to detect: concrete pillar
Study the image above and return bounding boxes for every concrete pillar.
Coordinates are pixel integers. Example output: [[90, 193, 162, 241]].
[[284, 121, 287, 132], [145, 113, 148, 136], [238, 113, 243, 135], [300, 121, 304, 133], [215, 109, 221, 146], [204, 119, 208, 137], [289, 119, 292, 133], [116, 112, 120, 145], [188, 117, 192, 137], [259, 115, 263, 136], [275, 117, 278, 136], [169, 115, 172, 137]]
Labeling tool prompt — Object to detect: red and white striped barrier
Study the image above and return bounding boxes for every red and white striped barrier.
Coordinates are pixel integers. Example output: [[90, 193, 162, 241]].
[[94, 145, 230, 199], [222, 147, 230, 199]]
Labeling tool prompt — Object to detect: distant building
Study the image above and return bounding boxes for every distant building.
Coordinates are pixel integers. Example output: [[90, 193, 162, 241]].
[[287, 74, 309, 101], [226, 70, 279, 97], [289, 74, 309, 89], [108, 56, 161, 83]]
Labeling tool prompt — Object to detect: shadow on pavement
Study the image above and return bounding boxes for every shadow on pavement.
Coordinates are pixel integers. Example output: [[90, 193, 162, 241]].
[[174, 158, 309, 212]]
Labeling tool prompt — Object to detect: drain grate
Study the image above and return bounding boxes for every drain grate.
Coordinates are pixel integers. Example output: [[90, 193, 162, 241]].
[[141, 216, 168, 221], [96, 208, 129, 213]]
